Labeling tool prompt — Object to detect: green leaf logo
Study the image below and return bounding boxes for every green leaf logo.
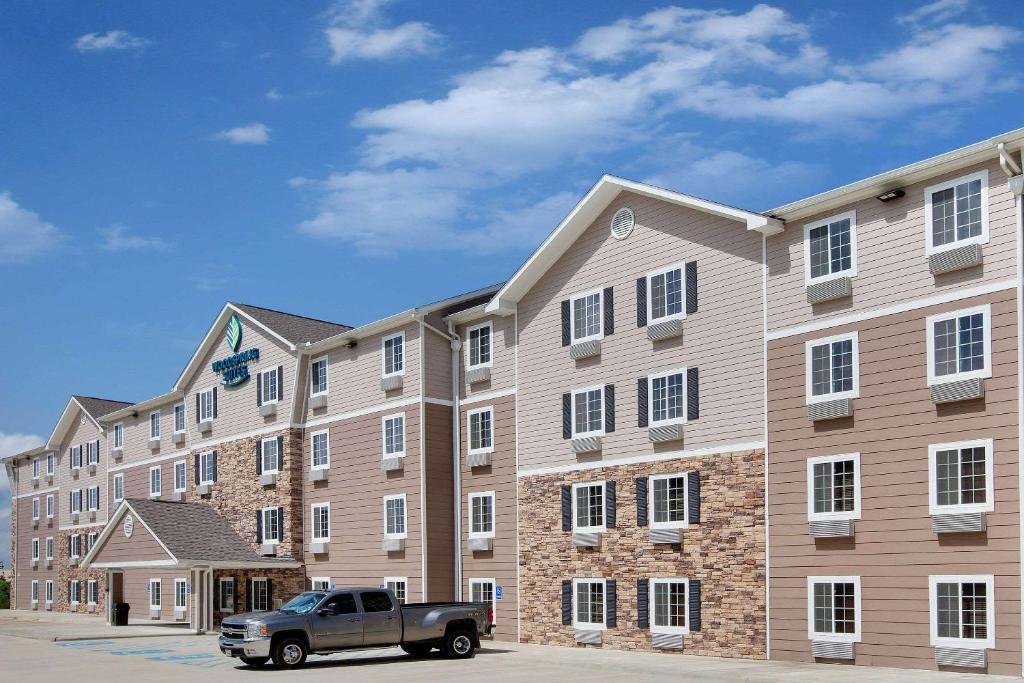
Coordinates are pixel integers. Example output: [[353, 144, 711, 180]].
[[225, 314, 242, 352]]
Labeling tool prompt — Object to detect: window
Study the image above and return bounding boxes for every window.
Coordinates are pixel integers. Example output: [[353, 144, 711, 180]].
[[174, 461, 187, 492], [45, 494, 54, 518], [175, 579, 187, 610], [86, 532, 97, 554], [467, 322, 492, 368], [360, 591, 394, 613], [468, 492, 495, 538], [32, 497, 39, 520], [572, 386, 604, 437], [310, 356, 329, 396], [113, 423, 124, 448], [71, 489, 82, 514], [573, 579, 606, 629], [199, 388, 215, 421], [927, 305, 991, 386], [382, 332, 404, 376], [45, 537, 54, 561], [648, 369, 686, 426], [113, 475, 124, 503], [219, 578, 235, 611], [808, 576, 860, 642], [570, 289, 603, 343], [45, 581, 53, 604], [251, 578, 269, 611], [31, 580, 38, 604], [385, 577, 407, 604], [261, 437, 280, 473], [928, 440, 994, 515], [88, 580, 99, 606], [260, 507, 280, 544], [149, 579, 161, 608], [32, 457, 40, 479], [70, 580, 81, 605], [149, 466, 161, 496], [150, 411, 161, 439], [88, 440, 100, 465], [46, 453, 54, 476], [311, 503, 330, 542], [71, 445, 82, 469], [650, 473, 688, 529], [259, 367, 279, 404], [87, 486, 99, 511], [467, 407, 493, 454], [311, 577, 331, 591], [31, 538, 39, 561], [573, 481, 606, 532], [805, 211, 856, 283], [383, 414, 405, 458], [925, 170, 988, 255], [174, 403, 186, 433], [807, 454, 860, 521], [647, 263, 685, 323], [70, 534, 81, 558], [200, 451, 215, 484], [650, 578, 689, 634], [470, 578, 496, 623], [805, 332, 859, 403], [930, 575, 994, 649], [311, 430, 330, 469], [384, 494, 407, 538]]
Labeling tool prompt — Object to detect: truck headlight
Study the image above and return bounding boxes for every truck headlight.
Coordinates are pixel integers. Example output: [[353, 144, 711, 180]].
[[245, 622, 267, 640]]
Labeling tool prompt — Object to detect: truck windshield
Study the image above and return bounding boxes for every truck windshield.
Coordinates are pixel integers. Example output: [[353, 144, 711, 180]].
[[279, 592, 326, 614]]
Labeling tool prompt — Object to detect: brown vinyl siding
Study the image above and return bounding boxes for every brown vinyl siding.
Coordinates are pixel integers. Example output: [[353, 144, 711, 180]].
[[90, 514, 172, 564], [767, 288, 1021, 675], [424, 401, 455, 600], [423, 315, 453, 401]]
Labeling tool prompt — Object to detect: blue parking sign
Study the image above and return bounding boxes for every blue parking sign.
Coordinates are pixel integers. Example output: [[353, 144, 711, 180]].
[[495, 585, 503, 600]]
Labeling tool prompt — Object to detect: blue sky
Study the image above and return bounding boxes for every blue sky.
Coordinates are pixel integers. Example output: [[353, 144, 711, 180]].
[[1, 0, 1022, 564]]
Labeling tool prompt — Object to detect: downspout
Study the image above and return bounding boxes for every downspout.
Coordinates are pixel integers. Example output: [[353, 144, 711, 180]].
[[448, 320, 464, 600]]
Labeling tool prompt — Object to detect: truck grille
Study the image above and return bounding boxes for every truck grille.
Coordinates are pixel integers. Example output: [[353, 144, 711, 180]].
[[221, 623, 246, 640]]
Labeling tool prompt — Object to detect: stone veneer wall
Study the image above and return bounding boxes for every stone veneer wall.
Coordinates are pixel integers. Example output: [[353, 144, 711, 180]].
[[518, 448, 766, 658], [58, 525, 106, 614], [215, 568, 306, 625]]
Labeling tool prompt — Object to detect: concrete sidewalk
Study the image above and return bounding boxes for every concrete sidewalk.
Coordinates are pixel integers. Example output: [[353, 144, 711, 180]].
[[0, 609, 194, 641]]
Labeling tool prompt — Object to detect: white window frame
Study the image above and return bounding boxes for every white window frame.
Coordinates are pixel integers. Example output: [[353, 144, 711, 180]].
[[807, 575, 862, 643], [383, 494, 408, 539], [384, 577, 407, 604], [649, 577, 690, 635], [251, 577, 270, 612], [311, 502, 330, 542], [45, 536, 54, 561], [311, 577, 331, 591], [468, 491, 496, 539], [467, 406, 494, 455], [113, 474, 124, 503], [646, 262, 687, 324], [260, 506, 280, 545], [926, 304, 992, 386], [806, 453, 861, 522], [32, 497, 39, 520], [173, 460, 187, 492], [218, 577, 235, 612], [71, 489, 82, 514], [70, 534, 81, 559], [199, 450, 215, 485], [803, 210, 858, 285], [69, 579, 81, 606], [87, 486, 99, 511], [928, 439, 994, 515], [88, 580, 99, 606], [469, 578, 497, 624], [572, 578, 607, 630], [199, 387, 215, 422], [149, 410, 161, 439], [924, 169, 989, 256], [70, 445, 82, 469], [310, 355, 330, 396], [45, 580, 53, 605], [173, 403, 186, 433], [46, 453, 54, 476], [649, 472, 689, 530], [572, 480, 607, 533], [805, 331, 860, 404], [32, 457, 40, 479], [174, 578, 187, 610], [465, 321, 493, 369], [31, 538, 39, 561], [382, 332, 405, 377], [149, 466, 162, 496], [311, 429, 330, 470], [929, 574, 995, 649], [569, 287, 604, 344], [86, 532, 97, 554], [382, 413, 406, 458], [149, 579, 161, 609], [259, 367, 280, 405], [113, 422, 124, 449], [31, 580, 39, 605], [647, 368, 688, 428], [260, 437, 280, 474], [571, 385, 605, 438], [46, 494, 54, 518]]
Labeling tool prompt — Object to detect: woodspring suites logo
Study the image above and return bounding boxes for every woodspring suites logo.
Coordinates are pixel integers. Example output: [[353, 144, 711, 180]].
[[123, 514, 134, 538], [211, 313, 260, 387], [225, 314, 242, 352]]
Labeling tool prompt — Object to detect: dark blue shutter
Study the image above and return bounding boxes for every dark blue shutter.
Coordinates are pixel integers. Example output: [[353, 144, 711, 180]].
[[687, 472, 701, 524], [267, 578, 273, 608], [211, 450, 218, 482], [277, 436, 284, 467], [606, 580, 617, 627], [194, 454, 200, 485], [636, 277, 647, 327], [561, 485, 572, 531], [233, 580, 238, 612], [277, 507, 284, 542], [602, 287, 614, 336], [561, 580, 572, 625], [637, 579, 649, 629], [245, 579, 252, 612], [689, 580, 701, 631], [256, 372, 262, 407], [604, 384, 615, 433], [560, 300, 571, 346], [686, 261, 697, 314], [212, 387, 218, 418], [195, 393, 200, 423], [637, 378, 648, 428], [636, 477, 648, 527], [687, 368, 699, 421], [255, 441, 263, 475], [605, 480, 616, 529], [256, 511, 263, 543], [562, 393, 572, 439]]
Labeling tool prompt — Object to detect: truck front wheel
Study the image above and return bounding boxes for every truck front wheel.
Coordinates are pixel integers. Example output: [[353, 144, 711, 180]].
[[442, 629, 476, 659], [272, 637, 308, 668], [240, 656, 268, 667], [401, 643, 433, 658]]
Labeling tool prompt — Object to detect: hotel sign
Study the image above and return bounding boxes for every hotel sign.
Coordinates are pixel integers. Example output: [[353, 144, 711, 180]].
[[212, 314, 260, 387]]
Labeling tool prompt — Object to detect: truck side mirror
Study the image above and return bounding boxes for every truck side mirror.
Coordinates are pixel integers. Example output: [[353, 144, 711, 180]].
[[317, 606, 335, 617]]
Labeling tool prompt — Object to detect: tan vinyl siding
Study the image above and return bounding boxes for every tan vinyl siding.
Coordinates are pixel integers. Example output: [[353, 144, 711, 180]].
[[120, 570, 191, 622], [767, 158, 1018, 333], [90, 514, 173, 564], [56, 410, 106, 528], [767, 289, 1021, 675], [517, 190, 765, 471], [115, 399, 180, 468], [458, 314, 516, 398]]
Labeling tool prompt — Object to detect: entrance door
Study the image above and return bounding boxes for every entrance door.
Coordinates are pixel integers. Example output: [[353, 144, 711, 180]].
[[108, 572, 124, 624]]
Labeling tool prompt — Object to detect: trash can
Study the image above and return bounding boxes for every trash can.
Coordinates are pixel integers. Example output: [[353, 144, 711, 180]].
[[113, 602, 130, 626]]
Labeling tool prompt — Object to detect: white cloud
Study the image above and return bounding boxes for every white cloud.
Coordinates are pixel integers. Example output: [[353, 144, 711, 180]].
[[98, 224, 172, 252], [898, 0, 970, 26], [0, 192, 63, 263], [74, 30, 150, 52], [326, 0, 441, 63], [266, 88, 283, 100], [0, 432, 44, 459], [214, 123, 270, 145]]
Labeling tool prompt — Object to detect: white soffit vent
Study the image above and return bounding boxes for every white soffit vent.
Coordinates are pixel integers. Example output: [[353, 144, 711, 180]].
[[610, 207, 635, 240]]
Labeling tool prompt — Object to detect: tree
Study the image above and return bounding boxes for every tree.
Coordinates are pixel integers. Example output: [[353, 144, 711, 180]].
[[0, 578, 9, 610]]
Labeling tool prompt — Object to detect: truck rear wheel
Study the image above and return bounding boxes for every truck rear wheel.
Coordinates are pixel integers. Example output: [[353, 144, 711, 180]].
[[401, 643, 433, 658], [272, 637, 308, 668], [442, 629, 476, 659]]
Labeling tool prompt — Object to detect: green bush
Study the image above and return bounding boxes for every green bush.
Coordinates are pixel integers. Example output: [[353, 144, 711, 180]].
[[0, 578, 9, 609]]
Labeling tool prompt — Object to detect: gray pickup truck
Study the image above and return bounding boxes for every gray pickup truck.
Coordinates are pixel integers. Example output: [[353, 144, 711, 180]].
[[219, 587, 492, 668]]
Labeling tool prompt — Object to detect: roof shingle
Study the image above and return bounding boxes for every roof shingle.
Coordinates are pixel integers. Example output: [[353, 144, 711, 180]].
[[73, 396, 134, 420], [232, 303, 353, 345]]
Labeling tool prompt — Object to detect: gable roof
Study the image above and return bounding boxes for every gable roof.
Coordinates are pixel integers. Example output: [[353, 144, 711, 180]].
[[46, 395, 132, 450], [486, 174, 783, 313], [74, 396, 134, 420], [231, 303, 353, 345]]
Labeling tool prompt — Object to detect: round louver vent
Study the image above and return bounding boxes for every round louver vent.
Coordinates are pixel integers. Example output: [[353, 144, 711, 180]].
[[610, 207, 635, 240]]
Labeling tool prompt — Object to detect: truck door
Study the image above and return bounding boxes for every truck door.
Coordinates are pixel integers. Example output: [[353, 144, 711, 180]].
[[313, 593, 362, 649], [357, 591, 401, 646]]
